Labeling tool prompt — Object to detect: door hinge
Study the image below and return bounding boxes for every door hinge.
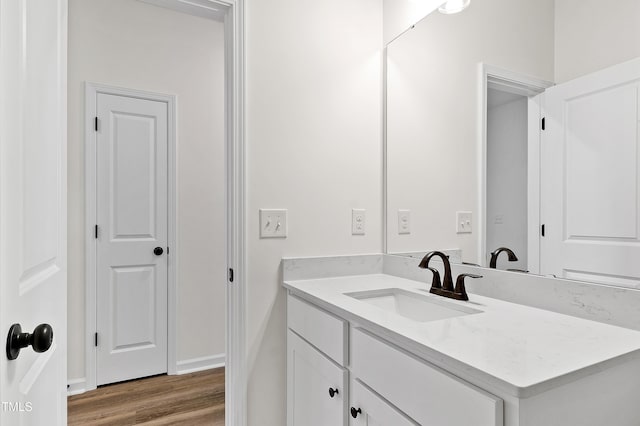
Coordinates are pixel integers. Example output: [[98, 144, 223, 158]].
[[95, 224, 99, 239], [541, 224, 546, 237], [228, 268, 234, 283], [541, 117, 546, 130], [94, 332, 98, 347], [94, 117, 99, 132]]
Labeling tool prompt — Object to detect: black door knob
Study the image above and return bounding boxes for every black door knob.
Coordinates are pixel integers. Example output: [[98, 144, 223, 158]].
[[328, 387, 339, 398], [6, 324, 53, 360], [350, 407, 362, 418], [154, 247, 164, 256]]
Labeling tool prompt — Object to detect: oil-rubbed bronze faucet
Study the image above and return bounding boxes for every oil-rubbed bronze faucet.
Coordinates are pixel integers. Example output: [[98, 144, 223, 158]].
[[418, 251, 482, 301], [489, 247, 518, 269], [418, 251, 454, 292]]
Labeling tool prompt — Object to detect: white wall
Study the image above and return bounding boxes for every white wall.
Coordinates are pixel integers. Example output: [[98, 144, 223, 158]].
[[386, 0, 554, 263], [245, 0, 383, 423], [486, 94, 528, 270], [555, 0, 640, 83], [383, 0, 443, 44], [68, 0, 226, 382]]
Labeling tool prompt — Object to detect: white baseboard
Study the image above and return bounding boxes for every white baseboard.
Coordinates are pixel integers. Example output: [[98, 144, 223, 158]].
[[175, 353, 225, 375], [67, 378, 87, 396]]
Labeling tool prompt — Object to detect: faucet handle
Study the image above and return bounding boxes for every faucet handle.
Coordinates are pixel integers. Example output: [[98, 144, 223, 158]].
[[453, 273, 483, 301], [426, 267, 442, 290]]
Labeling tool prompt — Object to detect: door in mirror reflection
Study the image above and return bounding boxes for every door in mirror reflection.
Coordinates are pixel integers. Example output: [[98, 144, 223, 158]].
[[541, 58, 640, 288]]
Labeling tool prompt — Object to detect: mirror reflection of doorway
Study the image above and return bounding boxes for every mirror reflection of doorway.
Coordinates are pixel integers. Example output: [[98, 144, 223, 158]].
[[486, 88, 529, 271], [482, 68, 552, 272]]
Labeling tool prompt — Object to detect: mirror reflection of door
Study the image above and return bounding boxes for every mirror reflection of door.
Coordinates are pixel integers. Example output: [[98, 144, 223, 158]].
[[486, 89, 528, 271], [540, 58, 640, 287]]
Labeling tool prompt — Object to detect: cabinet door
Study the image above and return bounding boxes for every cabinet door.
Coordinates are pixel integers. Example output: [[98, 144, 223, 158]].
[[349, 379, 418, 426], [287, 330, 348, 426]]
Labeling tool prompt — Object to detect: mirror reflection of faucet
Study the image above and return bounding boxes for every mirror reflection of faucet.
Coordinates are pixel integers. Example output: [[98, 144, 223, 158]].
[[489, 247, 518, 269], [419, 251, 482, 301]]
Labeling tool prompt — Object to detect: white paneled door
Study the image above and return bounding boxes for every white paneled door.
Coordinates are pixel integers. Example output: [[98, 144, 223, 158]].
[[95, 93, 168, 385], [0, 0, 68, 424], [541, 58, 640, 288]]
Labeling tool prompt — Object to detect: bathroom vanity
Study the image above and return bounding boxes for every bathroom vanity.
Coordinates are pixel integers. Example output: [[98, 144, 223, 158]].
[[284, 256, 640, 426], [282, 0, 640, 424]]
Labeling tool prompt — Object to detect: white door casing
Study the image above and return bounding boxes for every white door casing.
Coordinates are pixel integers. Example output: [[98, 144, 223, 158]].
[[83, 2, 247, 424], [95, 91, 170, 385], [526, 93, 543, 274], [0, 0, 68, 424], [541, 57, 640, 287]]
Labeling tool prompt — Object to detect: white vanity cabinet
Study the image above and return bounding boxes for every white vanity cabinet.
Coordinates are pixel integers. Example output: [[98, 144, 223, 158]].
[[287, 294, 503, 426], [284, 263, 640, 426], [287, 295, 349, 426]]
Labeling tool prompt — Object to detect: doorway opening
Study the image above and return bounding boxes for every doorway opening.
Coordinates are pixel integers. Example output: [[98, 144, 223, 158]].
[[74, 0, 246, 424], [486, 87, 529, 271], [478, 64, 553, 270]]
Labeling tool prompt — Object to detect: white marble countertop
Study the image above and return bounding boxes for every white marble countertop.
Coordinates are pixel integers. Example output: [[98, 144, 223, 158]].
[[284, 273, 640, 398]]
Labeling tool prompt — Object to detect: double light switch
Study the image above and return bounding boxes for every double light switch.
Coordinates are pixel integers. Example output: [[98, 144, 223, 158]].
[[260, 209, 287, 238]]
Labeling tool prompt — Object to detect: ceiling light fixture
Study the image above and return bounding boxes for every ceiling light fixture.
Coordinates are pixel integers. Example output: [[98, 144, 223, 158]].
[[438, 0, 471, 14]]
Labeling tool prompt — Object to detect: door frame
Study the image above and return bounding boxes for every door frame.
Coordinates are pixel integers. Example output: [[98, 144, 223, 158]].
[[477, 64, 553, 269], [84, 83, 178, 387], [83, 1, 247, 425]]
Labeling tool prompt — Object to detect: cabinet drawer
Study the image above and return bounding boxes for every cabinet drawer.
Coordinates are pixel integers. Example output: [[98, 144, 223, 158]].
[[351, 328, 503, 426], [287, 295, 348, 365]]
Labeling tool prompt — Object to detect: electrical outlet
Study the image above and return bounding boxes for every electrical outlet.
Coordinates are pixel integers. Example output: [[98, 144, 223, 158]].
[[398, 210, 410, 234], [260, 209, 287, 238], [352, 209, 366, 235], [456, 211, 472, 234]]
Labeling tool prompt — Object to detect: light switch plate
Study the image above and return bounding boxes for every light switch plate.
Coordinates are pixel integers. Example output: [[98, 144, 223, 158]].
[[260, 209, 287, 238], [398, 210, 410, 234], [456, 211, 472, 234], [352, 209, 366, 235]]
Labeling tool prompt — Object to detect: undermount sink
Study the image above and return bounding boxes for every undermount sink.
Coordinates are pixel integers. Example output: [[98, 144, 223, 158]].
[[345, 288, 482, 322]]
